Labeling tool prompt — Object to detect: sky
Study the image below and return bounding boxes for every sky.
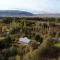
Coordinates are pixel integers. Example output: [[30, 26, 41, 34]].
[[0, 0, 60, 14]]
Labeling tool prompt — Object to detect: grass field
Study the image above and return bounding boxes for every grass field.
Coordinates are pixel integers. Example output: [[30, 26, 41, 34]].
[[54, 41, 60, 48]]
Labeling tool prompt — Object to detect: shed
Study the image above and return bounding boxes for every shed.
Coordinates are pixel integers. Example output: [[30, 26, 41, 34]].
[[18, 37, 31, 45]]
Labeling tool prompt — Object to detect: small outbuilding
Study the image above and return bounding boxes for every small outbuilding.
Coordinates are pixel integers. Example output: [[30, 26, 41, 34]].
[[18, 37, 31, 45]]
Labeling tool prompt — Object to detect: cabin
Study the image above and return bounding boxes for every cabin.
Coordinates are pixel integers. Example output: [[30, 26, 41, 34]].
[[18, 37, 31, 45]]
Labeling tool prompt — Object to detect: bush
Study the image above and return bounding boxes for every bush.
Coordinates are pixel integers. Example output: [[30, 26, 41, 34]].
[[0, 36, 14, 49], [35, 35, 43, 44], [30, 40, 38, 49]]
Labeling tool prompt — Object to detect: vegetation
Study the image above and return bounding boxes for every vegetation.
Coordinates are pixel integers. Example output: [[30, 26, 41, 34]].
[[0, 17, 60, 60]]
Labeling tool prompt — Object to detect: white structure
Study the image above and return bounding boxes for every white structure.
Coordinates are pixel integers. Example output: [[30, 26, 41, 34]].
[[51, 37, 60, 41], [19, 37, 30, 45]]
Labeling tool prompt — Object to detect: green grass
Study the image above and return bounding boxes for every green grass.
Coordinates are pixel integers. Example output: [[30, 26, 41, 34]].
[[16, 55, 20, 60], [54, 41, 60, 48]]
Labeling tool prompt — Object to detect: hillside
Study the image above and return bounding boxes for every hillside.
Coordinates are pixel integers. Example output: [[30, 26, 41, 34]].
[[0, 10, 60, 17], [0, 10, 34, 17]]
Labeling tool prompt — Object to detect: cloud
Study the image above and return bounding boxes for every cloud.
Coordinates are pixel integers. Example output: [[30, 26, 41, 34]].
[[0, 0, 59, 13], [0, 0, 48, 10]]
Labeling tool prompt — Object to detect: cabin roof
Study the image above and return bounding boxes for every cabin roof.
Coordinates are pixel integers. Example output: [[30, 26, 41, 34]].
[[19, 37, 30, 45]]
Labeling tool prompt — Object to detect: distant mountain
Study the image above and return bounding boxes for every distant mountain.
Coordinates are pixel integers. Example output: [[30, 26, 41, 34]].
[[0, 10, 34, 17], [0, 10, 60, 17], [35, 14, 60, 17]]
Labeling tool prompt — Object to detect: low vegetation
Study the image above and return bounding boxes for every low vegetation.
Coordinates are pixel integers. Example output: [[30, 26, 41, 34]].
[[0, 17, 60, 60]]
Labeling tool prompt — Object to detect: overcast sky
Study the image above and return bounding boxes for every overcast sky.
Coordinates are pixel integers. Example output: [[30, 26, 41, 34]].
[[0, 0, 60, 13]]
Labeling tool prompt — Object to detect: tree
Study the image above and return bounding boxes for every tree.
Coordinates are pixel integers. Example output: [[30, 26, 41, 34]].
[[3, 17, 12, 24], [7, 46, 17, 57], [0, 36, 14, 49], [35, 35, 43, 44]]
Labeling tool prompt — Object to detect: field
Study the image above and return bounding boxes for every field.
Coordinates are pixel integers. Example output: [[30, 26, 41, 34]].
[[0, 17, 60, 60]]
